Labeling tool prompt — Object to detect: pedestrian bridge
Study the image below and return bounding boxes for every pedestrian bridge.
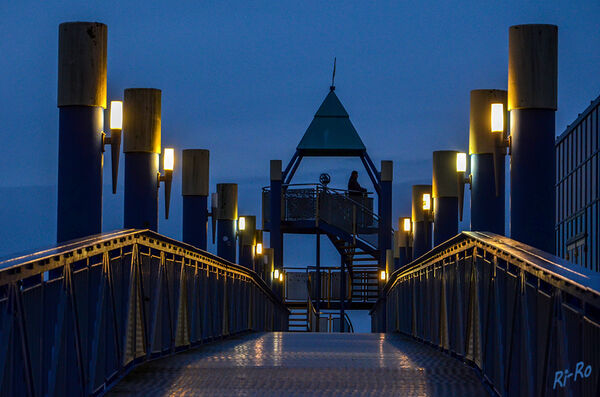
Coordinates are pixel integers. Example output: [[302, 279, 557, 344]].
[[0, 229, 598, 396]]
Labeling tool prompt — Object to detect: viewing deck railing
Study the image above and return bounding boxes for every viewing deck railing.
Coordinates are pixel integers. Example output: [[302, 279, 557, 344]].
[[262, 184, 379, 247], [371, 231, 600, 396], [0, 229, 288, 396]]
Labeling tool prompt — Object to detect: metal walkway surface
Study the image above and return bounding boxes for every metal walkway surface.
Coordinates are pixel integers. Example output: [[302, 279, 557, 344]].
[[108, 332, 490, 396]]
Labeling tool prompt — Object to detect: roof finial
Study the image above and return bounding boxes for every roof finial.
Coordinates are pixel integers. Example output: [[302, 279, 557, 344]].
[[330, 57, 336, 91]]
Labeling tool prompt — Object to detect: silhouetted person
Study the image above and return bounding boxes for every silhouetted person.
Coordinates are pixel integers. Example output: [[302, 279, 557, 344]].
[[348, 170, 366, 200]]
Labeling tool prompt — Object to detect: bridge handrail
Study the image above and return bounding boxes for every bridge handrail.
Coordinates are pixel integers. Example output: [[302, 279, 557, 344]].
[[371, 231, 600, 396], [0, 229, 288, 396], [381, 231, 600, 299], [0, 229, 286, 307]]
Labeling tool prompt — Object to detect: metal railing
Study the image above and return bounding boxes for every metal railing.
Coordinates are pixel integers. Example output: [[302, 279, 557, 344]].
[[262, 184, 380, 247], [370, 231, 600, 396], [0, 229, 288, 396], [307, 279, 354, 333]]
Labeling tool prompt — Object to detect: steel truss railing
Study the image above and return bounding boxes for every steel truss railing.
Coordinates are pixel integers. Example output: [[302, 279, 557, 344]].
[[0, 229, 288, 397], [371, 231, 600, 397]]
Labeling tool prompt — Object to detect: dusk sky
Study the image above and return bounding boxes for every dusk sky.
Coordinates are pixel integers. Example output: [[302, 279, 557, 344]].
[[1, 0, 599, 266]]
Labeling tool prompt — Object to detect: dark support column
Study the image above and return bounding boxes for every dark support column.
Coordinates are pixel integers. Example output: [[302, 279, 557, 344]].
[[270, 160, 283, 268], [123, 89, 162, 231], [182, 149, 210, 249], [378, 161, 393, 268], [469, 89, 507, 235], [216, 183, 238, 262], [508, 24, 557, 254], [57, 22, 107, 243], [432, 151, 459, 246], [412, 185, 432, 259]]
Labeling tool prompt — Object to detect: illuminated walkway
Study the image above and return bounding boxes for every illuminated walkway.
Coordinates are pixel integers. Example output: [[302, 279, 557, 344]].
[[108, 332, 490, 396]]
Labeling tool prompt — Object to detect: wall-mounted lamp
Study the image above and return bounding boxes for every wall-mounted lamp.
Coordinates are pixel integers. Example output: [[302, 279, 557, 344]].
[[238, 216, 246, 231], [103, 100, 123, 194], [403, 218, 411, 232], [422, 193, 431, 211], [159, 147, 174, 219], [274, 268, 280, 281], [491, 103, 504, 133], [456, 152, 471, 221], [491, 103, 510, 197], [256, 242, 263, 255], [380, 270, 387, 281]]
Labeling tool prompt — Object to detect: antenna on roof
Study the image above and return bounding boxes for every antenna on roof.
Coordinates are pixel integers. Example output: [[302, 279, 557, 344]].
[[330, 57, 336, 91]]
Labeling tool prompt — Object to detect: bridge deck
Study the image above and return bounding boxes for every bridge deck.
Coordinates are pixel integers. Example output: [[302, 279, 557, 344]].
[[108, 332, 490, 396]]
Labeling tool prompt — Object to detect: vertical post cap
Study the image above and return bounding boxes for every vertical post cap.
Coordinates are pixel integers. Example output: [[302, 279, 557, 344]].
[[270, 160, 282, 181], [381, 160, 393, 182], [58, 22, 107, 108], [182, 149, 210, 196], [123, 88, 162, 153], [432, 150, 459, 198], [469, 89, 508, 155], [412, 185, 432, 222], [216, 183, 238, 220], [508, 24, 558, 110]]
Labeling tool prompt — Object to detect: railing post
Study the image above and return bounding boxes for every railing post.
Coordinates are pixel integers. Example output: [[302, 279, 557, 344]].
[[469, 90, 507, 234], [432, 151, 459, 246], [508, 24, 557, 254], [123, 88, 162, 231], [182, 149, 210, 250], [379, 161, 393, 268], [57, 22, 107, 243], [412, 185, 433, 258], [216, 183, 238, 263]]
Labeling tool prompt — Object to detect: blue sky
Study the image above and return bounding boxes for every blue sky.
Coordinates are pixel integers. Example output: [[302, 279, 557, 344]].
[[1, 1, 599, 329]]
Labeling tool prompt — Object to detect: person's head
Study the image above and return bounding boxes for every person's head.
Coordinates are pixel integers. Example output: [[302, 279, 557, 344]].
[[351, 170, 358, 179]]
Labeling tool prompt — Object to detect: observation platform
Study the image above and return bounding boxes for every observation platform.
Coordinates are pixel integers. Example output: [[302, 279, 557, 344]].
[[108, 332, 490, 396]]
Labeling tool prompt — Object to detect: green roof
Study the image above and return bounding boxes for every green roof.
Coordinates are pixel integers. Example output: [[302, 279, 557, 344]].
[[296, 90, 367, 156]]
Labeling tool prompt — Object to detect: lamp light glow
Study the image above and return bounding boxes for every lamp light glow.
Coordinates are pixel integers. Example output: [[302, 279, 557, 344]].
[[239, 217, 246, 231], [456, 152, 467, 172], [164, 148, 174, 171], [422, 193, 431, 211], [274, 269, 280, 280], [256, 242, 263, 255], [110, 101, 123, 130], [380, 270, 387, 281], [279, 272, 284, 282], [491, 103, 504, 133], [403, 218, 411, 232]]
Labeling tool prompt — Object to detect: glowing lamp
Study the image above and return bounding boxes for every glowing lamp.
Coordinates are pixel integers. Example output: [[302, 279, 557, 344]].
[[110, 101, 123, 130], [380, 270, 387, 281], [256, 242, 263, 255], [164, 148, 174, 171], [422, 193, 431, 211], [403, 218, 411, 232], [456, 152, 467, 172], [239, 217, 246, 231], [274, 269, 280, 280], [279, 272, 284, 282], [491, 103, 504, 133]]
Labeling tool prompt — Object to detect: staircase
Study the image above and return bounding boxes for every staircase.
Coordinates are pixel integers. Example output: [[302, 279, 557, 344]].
[[332, 238, 380, 303], [288, 306, 309, 331]]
